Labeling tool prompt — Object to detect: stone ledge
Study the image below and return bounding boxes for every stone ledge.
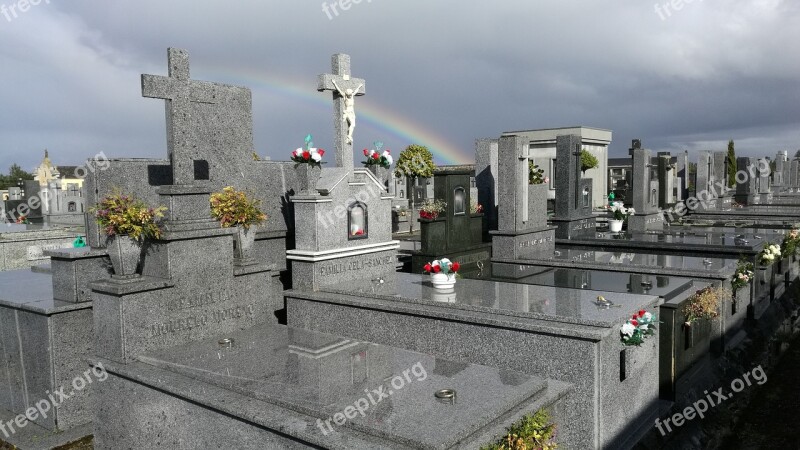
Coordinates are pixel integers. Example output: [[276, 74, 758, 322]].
[[90, 276, 174, 296]]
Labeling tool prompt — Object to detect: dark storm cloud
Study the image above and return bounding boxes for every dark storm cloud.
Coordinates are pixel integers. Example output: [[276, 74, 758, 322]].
[[0, 0, 798, 172]]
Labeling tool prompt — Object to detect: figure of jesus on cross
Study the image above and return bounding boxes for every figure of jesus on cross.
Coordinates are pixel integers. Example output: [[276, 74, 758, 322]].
[[331, 79, 363, 145], [318, 54, 366, 169]]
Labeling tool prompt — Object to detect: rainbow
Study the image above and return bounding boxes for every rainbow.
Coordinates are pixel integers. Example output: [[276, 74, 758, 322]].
[[204, 67, 472, 165]]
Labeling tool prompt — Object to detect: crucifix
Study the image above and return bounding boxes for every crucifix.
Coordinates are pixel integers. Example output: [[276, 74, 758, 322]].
[[141, 48, 218, 185], [317, 54, 366, 169]]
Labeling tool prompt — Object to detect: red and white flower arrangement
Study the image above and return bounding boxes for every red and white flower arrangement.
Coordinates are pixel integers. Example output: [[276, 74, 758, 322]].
[[620, 309, 657, 346], [291, 134, 325, 166], [423, 258, 460, 276], [362, 141, 393, 169]]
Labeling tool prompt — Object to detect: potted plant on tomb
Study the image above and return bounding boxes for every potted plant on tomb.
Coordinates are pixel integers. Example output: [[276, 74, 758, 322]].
[[291, 134, 325, 195], [757, 242, 781, 288], [683, 286, 724, 328], [93, 191, 166, 278], [731, 258, 754, 310], [210, 186, 267, 262], [419, 199, 446, 221], [362, 141, 393, 187], [781, 228, 800, 268], [607, 202, 635, 233], [423, 258, 460, 292], [480, 407, 559, 450]]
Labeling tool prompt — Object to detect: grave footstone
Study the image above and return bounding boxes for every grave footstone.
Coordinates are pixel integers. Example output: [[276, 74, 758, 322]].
[[551, 134, 596, 238], [490, 135, 556, 259]]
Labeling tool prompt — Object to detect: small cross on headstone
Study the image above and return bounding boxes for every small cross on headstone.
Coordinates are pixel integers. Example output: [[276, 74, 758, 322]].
[[142, 48, 218, 185], [317, 54, 366, 170]]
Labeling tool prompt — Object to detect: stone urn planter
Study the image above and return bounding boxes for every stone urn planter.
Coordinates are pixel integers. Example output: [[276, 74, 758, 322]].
[[233, 226, 257, 262], [367, 165, 390, 189], [609, 219, 624, 233], [106, 234, 142, 278], [430, 272, 457, 292], [296, 164, 322, 195]]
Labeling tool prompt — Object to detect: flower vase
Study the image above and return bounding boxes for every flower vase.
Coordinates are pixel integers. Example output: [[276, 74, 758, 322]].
[[234, 226, 256, 263], [296, 164, 322, 195], [106, 234, 142, 278], [430, 272, 457, 292], [367, 165, 390, 190], [609, 219, 624, 233]]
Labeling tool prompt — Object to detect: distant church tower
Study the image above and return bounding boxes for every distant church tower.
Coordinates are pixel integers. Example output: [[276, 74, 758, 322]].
[[33, 149, 61, 188]]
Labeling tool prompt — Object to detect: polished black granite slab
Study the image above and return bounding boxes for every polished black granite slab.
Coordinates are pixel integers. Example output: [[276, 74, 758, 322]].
[[136, 323, 549, 449], [464, 262, 697, 299]]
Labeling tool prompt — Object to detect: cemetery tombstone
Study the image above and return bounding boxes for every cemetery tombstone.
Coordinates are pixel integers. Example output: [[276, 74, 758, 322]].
[[791, 159, 800, 191], [713, 151, 733, 211], [287, 53, 397, 291], [735, 157, 760, 205], [694, 150, 717, 211], [628, 142, 664, 231], [475, 138, 499, 235], [89, 48, 280, 365], [675, 151, 689, 202], [490, 135, 557, 258], [656, 152, 676, 209], [757, 158, 772, 203], [773, 151, 788, 192], [551, 134, 596, 239], [412, 166, 490, 271]]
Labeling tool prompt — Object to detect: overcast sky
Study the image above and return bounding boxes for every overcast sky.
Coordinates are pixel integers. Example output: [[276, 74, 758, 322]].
[[1, 0, 798, 173]]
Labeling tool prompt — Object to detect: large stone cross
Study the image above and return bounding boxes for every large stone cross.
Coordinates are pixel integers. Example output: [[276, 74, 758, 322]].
[[317, 54, 366, 169], [142, 48, 218, 185]]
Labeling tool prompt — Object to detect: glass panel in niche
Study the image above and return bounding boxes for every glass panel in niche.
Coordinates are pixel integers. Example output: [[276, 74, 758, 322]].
[[582, 187, 590, 208], [348, 203, 367, 239], [453, 187, 466, 215]]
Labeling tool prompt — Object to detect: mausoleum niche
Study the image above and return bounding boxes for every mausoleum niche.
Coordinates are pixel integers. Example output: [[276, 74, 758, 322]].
[[348, 201, 368, 239], [453, 186, 466, 215]]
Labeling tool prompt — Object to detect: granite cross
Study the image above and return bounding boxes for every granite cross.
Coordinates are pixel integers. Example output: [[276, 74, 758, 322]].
[[141, 48, 218, 185], [317, 54, 366, 169]]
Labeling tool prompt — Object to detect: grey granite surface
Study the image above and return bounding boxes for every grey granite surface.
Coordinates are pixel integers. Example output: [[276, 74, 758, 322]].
[[321, 272, 661, 329], [0, 269, 92, 314], [134, 323, 553, 449]]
